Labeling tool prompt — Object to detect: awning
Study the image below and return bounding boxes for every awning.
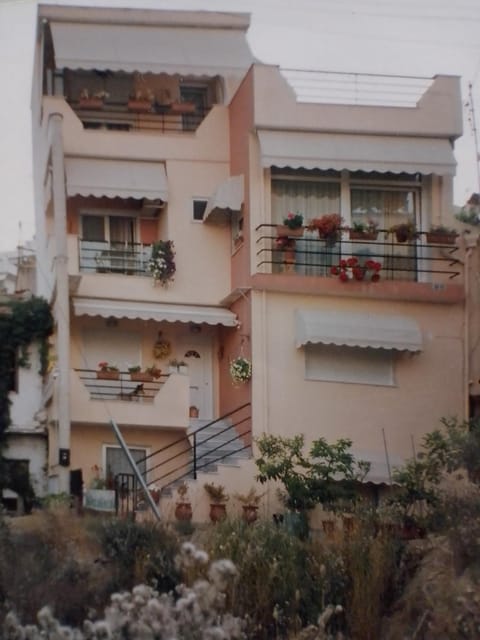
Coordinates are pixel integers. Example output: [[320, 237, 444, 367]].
[[204, 175, 244, 224], [50, 22, 255, 76], [258, 130, 456, 176], [73, 297, 238, 327], [65, 158, 168, 201], [295, 309, 422, 352]]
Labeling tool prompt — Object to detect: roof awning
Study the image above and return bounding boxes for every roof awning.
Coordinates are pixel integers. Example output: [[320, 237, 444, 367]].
[[295, 309, 422, 352], [65, 158, 168, 201], [73, 298, 238, 327], [258, 130, 456, 176], [203, 175, 244, 224], [50, 22, 255, 76]]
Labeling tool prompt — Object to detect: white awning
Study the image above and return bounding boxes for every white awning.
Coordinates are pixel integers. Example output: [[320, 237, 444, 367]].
[[204, 175, 244, 224], [258, 130, 456, 176], [50, 22, 255, 76], [73, 298, 238, 327], [295, 309, 422, 352], [65, 158, 168, 201]]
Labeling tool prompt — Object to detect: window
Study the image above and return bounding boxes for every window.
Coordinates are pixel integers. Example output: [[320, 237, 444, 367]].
[[193, 199, 208, 222], [305, 344, 394, 386], [104, 446, 148, 484]]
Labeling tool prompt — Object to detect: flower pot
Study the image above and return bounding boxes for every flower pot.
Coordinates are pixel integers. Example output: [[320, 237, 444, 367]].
[[175, 502, 193, 521], [342, 515, 356, 535], [150, 489, 161, 504], [394, 229, 413, 243], [189, 405, 199, 418], [349, 230, 378, 241], [209, 503, 227, 523], [320, 234, 339, 248], [130, 372, 154, 382], [322, 519, 336, 538], [276, 225, 304, 238], [79, 97, 104, 110], [128, 99, 152, 113], [242, 505, 259, 524], [426, 232, 456, 246], [97, 370, 120, 380]]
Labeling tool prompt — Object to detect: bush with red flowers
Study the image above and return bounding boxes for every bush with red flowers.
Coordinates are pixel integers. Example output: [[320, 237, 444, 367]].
[[330, 257, 382, 282]]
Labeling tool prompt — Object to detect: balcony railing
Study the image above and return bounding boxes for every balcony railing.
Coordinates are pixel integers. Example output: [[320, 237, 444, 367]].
[[256, 225, 461, 282], [75, 369, 167, 402], [70, 101, 211, 133], [78, 240, 151, 276]]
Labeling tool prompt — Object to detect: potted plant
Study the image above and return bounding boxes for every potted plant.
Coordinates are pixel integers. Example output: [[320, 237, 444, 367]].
[[349, 219, 379, 241], [148, 483, 161, 505], [96, 361, 120, 380], [147, 240, 176, 287], [79, 89, 109, 110], [174, 482, 193, 521], [204, 482, 229, 522], [235, 487, 264, 524], [308, 214, 343, 246], [229, 356, 252, 385], [389, 221, 418, 243], [330, 257, 382, 283], [127, 88, 154, 113], [426, 225, 457, 246], [276, 212, 304, 238], [127, 364, 142, 380]]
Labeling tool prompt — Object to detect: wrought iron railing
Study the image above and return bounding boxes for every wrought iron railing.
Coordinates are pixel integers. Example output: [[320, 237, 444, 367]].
[[113, 402, 252, 516], [75, 369, 166, 402], [71, 102, 212, 133], [78, 240, 151, 275], [256, 225, 461, 281]]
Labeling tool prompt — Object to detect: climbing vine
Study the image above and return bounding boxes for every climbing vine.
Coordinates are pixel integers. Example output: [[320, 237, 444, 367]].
[[0, 296, 53, 502]]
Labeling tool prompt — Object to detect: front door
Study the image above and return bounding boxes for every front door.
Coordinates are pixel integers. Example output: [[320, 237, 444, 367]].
[[179, 336, 213, 420]]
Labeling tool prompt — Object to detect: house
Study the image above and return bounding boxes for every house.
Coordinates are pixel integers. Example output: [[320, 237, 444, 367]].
[[32, 4, 467, 519]]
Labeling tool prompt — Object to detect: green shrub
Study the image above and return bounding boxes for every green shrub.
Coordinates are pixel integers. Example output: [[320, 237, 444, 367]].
[[95, 517, 180, 591]]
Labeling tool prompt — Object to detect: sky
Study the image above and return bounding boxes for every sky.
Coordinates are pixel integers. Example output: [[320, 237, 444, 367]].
[[1, 0, 480, 252]]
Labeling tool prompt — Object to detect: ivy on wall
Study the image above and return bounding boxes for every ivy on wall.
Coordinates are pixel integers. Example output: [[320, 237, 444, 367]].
[[0, 296, 53, 506]]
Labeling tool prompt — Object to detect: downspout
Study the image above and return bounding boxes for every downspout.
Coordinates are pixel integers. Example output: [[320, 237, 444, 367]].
[[464, 244, 473, 421], [50, 112, 71, 493]]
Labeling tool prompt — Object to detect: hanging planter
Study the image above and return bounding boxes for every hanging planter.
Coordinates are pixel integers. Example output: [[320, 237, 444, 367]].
[[229, 356, 252, 384], [147, 240, 176, 286]]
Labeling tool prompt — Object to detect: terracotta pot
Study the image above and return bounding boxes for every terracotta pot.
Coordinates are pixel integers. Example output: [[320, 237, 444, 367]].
[[425, 232, 456, 246], [130, 372, 154, 382], [175, 502, 193, 521], [189, 405, 199, 418], [128, 99, 152, 113], [276, 225, 304, 237], [342, 516, 356, 534], [242, 505, 259, 524], [209, 503, 227, 523], [150, 489, 161, 505], [349, 230, 378, 241], [394, 228, 412, 243], [79, 97, 104, 110], [96, 370, 120, 380]]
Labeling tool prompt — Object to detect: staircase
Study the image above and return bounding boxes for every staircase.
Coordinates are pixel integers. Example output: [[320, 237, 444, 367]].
[[189, 417, 252, 475]]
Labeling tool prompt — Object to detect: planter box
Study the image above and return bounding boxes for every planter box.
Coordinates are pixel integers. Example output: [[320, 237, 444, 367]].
[[426, 232, 456, 246], [276, 225, 304, 237], [130, 372, 154, 382], [79, 97, 104, 110], [349, 230, 378, 241], [97, 370, 120, 380], [128, 99, 152, 113], [84, 489, 115, 512]]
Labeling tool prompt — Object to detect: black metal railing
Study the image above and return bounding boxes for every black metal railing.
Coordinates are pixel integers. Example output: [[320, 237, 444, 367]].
[[78, 240, 151, 275], [113, 402, 252, 516], [75, 369, 166, 402], [256, 225, 461, 281]]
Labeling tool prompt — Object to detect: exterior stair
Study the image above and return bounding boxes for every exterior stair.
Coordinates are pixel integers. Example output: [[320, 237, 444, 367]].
[[188, 418, 252, 474]]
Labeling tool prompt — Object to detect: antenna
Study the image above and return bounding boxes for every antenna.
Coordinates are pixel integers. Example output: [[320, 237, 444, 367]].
[[467, 83, 480, 193]]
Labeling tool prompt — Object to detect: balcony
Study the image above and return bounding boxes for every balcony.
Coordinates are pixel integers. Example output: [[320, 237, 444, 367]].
[[70, 369, 190, 429], [78, 240, 151, 276], [255, 225, 461, 283]]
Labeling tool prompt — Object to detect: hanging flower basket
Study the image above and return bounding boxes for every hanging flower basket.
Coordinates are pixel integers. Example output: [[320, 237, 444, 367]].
[[229, 356, 252, 384], [147, 240, 176, 286]]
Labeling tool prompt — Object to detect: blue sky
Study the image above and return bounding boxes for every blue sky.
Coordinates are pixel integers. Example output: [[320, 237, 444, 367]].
[[1, 0, 479, 251]]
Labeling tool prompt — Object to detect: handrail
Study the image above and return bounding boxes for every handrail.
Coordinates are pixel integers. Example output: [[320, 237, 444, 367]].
[[113, 402, 252, 516]]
